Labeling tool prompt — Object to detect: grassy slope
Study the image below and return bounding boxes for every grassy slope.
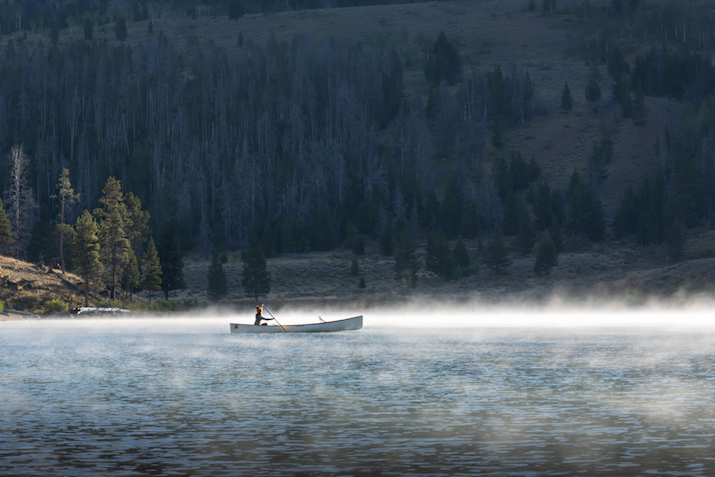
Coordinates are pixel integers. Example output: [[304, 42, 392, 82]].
[[0, 256, 85, 314], [5, 0, 715, 310]]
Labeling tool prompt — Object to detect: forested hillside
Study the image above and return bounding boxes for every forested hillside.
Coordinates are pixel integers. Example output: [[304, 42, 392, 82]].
[[3, 0, 715, 293]]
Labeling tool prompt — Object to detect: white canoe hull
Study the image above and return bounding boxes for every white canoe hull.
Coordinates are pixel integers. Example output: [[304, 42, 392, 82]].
[[230, 315, 362, 333]]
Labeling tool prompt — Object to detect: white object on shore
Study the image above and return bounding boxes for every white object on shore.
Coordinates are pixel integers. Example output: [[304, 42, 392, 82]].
[[76, 307, 132, 315], [230, 315, 362, 334]]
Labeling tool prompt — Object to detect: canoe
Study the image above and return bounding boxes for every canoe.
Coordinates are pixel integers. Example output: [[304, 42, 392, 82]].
[[229, 315, 363, 334]]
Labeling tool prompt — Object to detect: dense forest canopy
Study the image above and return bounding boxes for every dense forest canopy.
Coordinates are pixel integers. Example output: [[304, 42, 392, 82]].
[[2, 0, 715, 271]]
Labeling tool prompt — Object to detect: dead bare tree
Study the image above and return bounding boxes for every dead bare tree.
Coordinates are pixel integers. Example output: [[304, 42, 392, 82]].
[[6, 144, 35, 257]]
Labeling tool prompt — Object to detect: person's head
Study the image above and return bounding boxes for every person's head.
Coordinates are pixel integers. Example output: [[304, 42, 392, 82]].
[[256, 305, 262, 313]]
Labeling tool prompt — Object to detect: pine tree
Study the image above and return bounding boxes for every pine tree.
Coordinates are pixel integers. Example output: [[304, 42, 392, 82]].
[[350, 257, 360, 276], [490, 119, 503, 148], [534, 231, 558, 276], [53, 168, 79, 273], [426, 229, 453, 281], [483, 225, 512, 274], [632, 85, 647, 127], [548, 214, 564, 252], [207, 252, 228, 302], [242, 239, 271, 302], [115, 17, 127, 41], [566, 169, 605, 241], [157, 221, 186, 301], [561, 81, 573, 112], [0, 199, 13, 255], [393, 224, 421, 286], [74, 210, 102, 306], [123, 192, 150, 253], [380, 222, 395, 256], [142, 237, 162, 302], [94, 177, 131, 301], [585, 75, 601, 103], [122, 250, 140, 300], [516, 208, 536, 254], [228, 0, 245, 19], [533, 181, 553, 231]]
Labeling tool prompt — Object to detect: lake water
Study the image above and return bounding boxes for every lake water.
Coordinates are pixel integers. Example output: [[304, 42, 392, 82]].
[[2, 316, 715, 476]]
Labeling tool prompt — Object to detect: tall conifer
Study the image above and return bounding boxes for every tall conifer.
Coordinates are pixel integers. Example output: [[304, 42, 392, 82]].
[[95, 177, 130, 300], [0, 199, 13, 255], [242, 239, 271, 302], [157, 221, 186, 301], [142, 237, 162, 302], [483, 226, 512, 274], [54, 168, 79, 273], [207, 252, 228, 302], [74, 210, 102, 306]]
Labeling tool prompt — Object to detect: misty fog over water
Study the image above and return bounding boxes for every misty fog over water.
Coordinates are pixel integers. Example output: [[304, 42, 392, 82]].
[[2, 312, 715, 476]]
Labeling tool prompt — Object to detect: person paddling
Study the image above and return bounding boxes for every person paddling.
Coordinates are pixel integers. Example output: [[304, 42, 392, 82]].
[[254, 304, 273, 326]]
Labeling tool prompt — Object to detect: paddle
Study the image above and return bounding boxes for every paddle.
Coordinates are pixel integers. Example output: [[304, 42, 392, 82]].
[[262, 306, 287, 332]]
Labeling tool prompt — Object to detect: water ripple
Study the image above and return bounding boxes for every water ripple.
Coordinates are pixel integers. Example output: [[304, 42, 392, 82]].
[[1, 322, 714, 475]]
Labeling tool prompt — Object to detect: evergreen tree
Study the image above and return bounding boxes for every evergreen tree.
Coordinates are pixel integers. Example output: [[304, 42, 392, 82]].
[[157, 221, 186, 301], [352, 235, 366, 255], [122, 250, 140, 300], [242, 239, 271, 302], [548, 214, 564, 252], [207, 252, 228, 302], [123, 192, 150, 253], [426, 229, 453, 281], [585, 75, 602, 103], [490, 119, 503, 148], [542, 0, 556, 13], [394, 223, 421, 286], [115, 17, 127, 41], [632, 85, 647, 126], [350, 257, 360, 276], [50, 21, 60, 45], [228, 0, 245, 20], [0, 199, 13, 255], [94, 177, 131, 300], [483, 226, 512, 274], [74, 210, 102, 306], [532, 181, 553, 231], [516, 208, 536, 254], [380, 222, 395, 256], [560, 81, 573, 112], [613, 74, 633, 117], [534, 231, 558, 276], [26, 220, 58, 264], [502, 190, 520, 236], [566, 169, 605, 241], [148, 19, 153, 34], [53, 168, 79, 273], [424, 31, 462, 86], [142, 237, 162, 302]]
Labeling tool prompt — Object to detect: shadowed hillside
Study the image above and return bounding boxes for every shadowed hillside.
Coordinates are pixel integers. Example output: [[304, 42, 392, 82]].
[[3, 0, 715, 310]]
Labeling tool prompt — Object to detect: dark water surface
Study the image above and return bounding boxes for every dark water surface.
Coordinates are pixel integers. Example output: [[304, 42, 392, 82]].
[[1, 319, 714, 476]]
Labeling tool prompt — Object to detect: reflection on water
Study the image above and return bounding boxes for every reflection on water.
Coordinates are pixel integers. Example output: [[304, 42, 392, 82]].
[[1, 319, 715, 476]]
